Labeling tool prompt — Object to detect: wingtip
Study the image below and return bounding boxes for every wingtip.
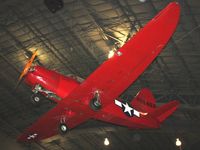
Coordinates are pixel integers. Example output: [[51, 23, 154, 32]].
[[169, 1, 180, 6], [17, 133, 38, 143], [170, 1, 181, 12]]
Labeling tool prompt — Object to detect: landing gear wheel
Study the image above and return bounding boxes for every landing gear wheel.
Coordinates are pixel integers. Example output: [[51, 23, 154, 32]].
[[59, 123, 68, 134], [31, 93, 42, 104], [90, 97, 101, 111]]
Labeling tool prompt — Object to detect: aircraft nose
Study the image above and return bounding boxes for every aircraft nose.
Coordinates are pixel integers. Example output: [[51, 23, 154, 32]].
[[29, 66, 36, 72]]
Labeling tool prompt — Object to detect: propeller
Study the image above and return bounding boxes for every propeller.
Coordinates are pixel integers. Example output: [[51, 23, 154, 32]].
[[14, 50, 38, 90]]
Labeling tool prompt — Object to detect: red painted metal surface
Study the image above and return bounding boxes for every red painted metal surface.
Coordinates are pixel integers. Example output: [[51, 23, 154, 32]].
[[18, 2, 180, 142], [94, 88, 179, 129], [61, 2, 180, 108], [131, 88, 156, 113], [17, 102, 91, 141], [25, 66, 80, 99]]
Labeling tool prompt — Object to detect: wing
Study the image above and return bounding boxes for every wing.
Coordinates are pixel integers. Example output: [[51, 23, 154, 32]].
[[18, 102, 90, 142], [64, 2, 180, 107]]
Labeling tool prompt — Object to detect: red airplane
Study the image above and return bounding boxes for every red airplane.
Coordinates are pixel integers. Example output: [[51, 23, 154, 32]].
[[17, 2, 180, 142]]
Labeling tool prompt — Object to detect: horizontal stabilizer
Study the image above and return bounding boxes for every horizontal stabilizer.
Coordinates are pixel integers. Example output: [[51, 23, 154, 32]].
[[150, 100, 180, 123]]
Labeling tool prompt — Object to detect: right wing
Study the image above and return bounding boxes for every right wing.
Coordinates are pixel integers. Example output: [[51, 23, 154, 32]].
[[63, 2, 180, 107]]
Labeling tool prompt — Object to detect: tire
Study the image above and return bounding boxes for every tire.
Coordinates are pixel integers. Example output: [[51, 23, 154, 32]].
[[59, 123, 68, 134], [31, 93, 41, 104], [90, 97, 101, 111]]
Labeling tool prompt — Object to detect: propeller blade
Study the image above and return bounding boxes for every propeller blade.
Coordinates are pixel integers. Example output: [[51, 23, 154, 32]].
[[14, 50, 38, 90]]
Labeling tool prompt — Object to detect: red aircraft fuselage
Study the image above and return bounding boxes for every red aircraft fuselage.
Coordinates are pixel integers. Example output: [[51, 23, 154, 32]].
[[25, 66, 80, 101], [17, 2, 181, 142]]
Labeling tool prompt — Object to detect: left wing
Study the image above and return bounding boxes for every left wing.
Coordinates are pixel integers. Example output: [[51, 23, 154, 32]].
[[18, 102, 91, 142]]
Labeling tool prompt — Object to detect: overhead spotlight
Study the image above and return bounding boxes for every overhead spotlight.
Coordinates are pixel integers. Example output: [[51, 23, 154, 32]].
[[104, 138, 110, 146], [44, 0, 64, 13], [139, 0, 146, 2], [175, 138, 182, 147]]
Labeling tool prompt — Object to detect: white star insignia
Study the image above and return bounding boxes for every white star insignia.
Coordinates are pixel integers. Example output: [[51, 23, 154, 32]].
[[27, 133, 38, 140], [122, 102, 133, 116]]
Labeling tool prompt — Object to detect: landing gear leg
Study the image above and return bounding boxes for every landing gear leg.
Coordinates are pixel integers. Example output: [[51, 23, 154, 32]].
[[90, 91, 101, 111], [32, 84, 61, 103]]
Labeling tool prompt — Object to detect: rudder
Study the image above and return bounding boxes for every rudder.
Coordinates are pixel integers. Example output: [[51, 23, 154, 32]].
[[131, 88, 156, 113]]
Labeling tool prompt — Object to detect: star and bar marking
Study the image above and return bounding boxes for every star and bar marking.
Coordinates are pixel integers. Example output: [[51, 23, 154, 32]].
[[115, 99, 141, 117]]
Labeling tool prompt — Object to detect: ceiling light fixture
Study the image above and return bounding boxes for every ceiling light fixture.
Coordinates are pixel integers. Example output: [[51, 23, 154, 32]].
[[175, 138, 182, 147], [139, 0, 146, 3], [104, 137, 110, 146]]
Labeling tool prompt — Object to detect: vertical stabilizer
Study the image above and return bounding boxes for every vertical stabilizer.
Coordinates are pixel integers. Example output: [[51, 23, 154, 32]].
[[131, 88, 156, 113]]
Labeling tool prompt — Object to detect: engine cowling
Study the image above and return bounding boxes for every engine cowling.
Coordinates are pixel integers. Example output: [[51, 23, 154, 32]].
[[24, 66, 80, 99]]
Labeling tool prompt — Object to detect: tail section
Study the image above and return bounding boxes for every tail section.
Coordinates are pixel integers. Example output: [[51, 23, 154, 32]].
[[150, 100, 180, 123], [131, 88, 179, 123], [131, 88, 156, 113], [95, 88, 179, 129]]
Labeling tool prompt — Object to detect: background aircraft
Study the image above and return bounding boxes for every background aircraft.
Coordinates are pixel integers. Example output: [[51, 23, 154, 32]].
[[17, 2, 180, 142]]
